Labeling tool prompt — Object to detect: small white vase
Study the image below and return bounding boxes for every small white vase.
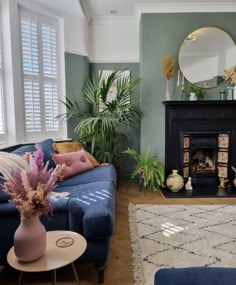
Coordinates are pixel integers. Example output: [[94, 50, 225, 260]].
[[233, 85, 236, 100], [166, 80, 170, 101], [166, 170, 184, 192], [185, 177, 193, 190]]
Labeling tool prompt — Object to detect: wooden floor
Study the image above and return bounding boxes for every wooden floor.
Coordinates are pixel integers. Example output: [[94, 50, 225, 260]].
[[1, 181, 236, 284]]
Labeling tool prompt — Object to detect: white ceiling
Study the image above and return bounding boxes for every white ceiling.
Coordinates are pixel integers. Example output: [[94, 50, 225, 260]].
[[29, 0, 236, 18]]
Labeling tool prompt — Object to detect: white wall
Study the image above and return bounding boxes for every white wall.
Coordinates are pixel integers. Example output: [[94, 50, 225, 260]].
[[19, 0, 88, 56], [89, 17, 139, 62], [63, 13, 88, 56]]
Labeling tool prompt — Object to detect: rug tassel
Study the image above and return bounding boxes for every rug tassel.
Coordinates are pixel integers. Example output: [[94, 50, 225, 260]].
[[128, 203, 145, 285]]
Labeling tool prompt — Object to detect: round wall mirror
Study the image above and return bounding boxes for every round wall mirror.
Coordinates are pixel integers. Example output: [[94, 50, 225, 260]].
[[179, 27, 236, 88]]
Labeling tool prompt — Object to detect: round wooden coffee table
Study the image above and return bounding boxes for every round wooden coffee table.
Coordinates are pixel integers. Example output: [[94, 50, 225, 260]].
[[7, 231, 87, 285]]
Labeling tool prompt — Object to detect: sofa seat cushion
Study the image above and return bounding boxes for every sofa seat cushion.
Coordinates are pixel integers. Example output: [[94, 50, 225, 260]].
[[58, 165, 117, 188], [55, 180, 115, 239]]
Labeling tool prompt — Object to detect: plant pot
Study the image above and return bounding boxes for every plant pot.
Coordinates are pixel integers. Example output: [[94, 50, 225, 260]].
[[166, 169, 184, 192], [14, 216, 46, 262], [189, 92, 197, 101]]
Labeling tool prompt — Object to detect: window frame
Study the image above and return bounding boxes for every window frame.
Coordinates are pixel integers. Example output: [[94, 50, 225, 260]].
[[0, 3, 7, 144], [19, 6, 67, 142]]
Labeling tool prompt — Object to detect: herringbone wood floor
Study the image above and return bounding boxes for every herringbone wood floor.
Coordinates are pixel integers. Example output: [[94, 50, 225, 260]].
[[1, 181, 236, 284]]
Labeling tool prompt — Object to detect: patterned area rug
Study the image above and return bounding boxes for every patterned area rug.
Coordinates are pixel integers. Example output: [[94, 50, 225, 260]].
[[129, 204, 236, 285]]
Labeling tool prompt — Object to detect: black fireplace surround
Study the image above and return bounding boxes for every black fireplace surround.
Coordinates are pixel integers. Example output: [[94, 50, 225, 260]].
[[163, 100, 236, 197]]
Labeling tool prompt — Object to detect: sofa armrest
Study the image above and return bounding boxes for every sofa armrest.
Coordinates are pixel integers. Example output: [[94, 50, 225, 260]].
[[41, 198, 84, 233]]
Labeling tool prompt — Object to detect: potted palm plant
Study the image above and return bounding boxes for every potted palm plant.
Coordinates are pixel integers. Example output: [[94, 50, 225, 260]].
[[57, 70, 143, 166], [123, 147, 165, 192]]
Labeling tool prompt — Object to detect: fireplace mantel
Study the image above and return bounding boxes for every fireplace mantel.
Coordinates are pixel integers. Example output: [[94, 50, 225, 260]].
[[163, 100, 236, 107], [163, 100, 236, 183]]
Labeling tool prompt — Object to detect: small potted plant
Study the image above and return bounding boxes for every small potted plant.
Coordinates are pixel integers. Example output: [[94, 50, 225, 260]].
[[123, 147, 165, 192], [183, 83, 204, 100]]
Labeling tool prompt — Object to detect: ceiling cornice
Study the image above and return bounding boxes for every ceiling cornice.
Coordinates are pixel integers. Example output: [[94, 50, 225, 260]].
[[135, 3, 236, 19], [80, 2, 236, 23], [79, 0, 93, 22]]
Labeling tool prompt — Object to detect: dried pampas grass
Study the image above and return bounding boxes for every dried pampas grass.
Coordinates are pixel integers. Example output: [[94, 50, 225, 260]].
[[161, 52, 175, 80]]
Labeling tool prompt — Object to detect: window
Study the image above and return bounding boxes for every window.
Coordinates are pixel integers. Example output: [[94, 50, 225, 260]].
[[0, 12, 6, 142], [20, 8, 63, 140]]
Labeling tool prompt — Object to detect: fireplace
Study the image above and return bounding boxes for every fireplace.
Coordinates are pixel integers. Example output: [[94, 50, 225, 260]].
[[163, 100, 236, 196], [182, 133, 230, 190]]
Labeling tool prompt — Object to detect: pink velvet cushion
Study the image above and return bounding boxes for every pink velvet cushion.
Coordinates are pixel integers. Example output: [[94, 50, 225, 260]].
[[51, 149, 94, 180]]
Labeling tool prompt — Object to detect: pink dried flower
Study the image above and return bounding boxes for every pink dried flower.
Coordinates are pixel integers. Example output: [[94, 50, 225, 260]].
[[3, 145, 61, 219]]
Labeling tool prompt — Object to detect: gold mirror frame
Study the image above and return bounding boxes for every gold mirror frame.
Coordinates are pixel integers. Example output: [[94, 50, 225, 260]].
[[179, 27, 236, 89]]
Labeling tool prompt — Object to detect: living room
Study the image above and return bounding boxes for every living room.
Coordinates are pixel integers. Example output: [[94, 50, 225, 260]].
[[1, 0, 236, 284]]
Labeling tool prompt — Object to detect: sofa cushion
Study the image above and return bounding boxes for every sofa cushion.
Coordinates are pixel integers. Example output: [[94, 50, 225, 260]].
[[11, 139, 56, 170], [58, 165, 117, 187], [55, 180, 115, 239], [11, 145, 35, 156], [86, 152, 100, 167], [53, 142, 83, 153], [0, 177, 9, 203], [53, 142, 100, 167], [0, 152, 30, 179], [38, 138, 56, 169], [51, 149, 94, 180]]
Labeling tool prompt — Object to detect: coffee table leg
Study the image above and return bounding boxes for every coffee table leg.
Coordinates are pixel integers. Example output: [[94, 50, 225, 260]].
[[71, 262, 80, 284], [18, 271, 23, 285], [52, 269, 56, 285]]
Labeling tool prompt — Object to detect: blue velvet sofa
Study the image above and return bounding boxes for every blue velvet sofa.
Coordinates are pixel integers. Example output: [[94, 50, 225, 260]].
[[0, 138, 117, 283], [154, 267, 236, 285]]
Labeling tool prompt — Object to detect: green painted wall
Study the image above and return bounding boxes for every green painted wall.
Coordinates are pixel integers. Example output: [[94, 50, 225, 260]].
[[90, 62, 141, 176], [64, 52, 89, 140], [140, 13, 236, 164]]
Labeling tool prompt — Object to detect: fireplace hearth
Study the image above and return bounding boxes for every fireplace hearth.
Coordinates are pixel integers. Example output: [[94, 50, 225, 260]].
[[163, 100, 236, 198]]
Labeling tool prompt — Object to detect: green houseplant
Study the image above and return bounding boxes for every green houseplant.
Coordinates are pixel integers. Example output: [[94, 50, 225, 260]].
[[123, 147, 165, 192], [57, 70, 143, 165], [183, 83, 204, 100]]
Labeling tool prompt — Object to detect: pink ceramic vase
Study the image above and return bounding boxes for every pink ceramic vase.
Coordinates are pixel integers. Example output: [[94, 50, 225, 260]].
[[14, 216, 46, 262]]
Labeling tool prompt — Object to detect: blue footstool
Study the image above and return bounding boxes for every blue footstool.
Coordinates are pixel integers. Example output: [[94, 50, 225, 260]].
[[154, 267, 236, 285]]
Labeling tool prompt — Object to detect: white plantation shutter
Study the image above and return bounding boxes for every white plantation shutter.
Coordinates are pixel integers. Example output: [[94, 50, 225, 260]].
[[20, 9, 61, 139], [0, 16, 6, 140], [42, 23, 59, 131]]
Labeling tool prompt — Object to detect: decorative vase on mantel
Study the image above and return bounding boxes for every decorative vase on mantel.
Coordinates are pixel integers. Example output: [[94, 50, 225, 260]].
[[14, 216, 46, 262], [166, 80, 170, 101], [166, 169, 184, 192], [233, 85, 236, 100]]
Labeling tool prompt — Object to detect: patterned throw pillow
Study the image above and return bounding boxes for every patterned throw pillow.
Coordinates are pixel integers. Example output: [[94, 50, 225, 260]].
[[51, 149, 94, 180]]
